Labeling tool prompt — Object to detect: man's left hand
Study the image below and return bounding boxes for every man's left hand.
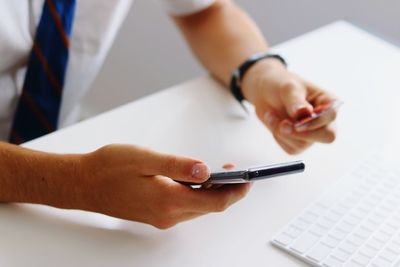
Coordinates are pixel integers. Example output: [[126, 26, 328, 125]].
[[241, 58, 338, 154]]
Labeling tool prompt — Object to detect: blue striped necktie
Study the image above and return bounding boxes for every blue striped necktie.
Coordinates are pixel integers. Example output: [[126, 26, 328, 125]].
[[9, 0, 76, 144]]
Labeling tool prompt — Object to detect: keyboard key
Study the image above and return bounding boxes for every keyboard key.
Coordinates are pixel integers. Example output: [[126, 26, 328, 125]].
[[343, 215, 361, 226], [373, 207, 391, 219], [370, 256, 392, 267], [292, 219, 310, 231], [387, 218, 400, 230], [380, 248, 399, 262], [373, 230, 391, 243], [290, 232, 319, 254], [385, 198, 400, 210], [310, 224, 329, 237], [302, 211, 319, 223], [359, 245, 378, 259], [332, 248, 351, 262], [343, 196, 359, 206], [284, 226, 303, 239], [338, 201, 354, 210], [337, 222, 355, 234], [368, 195, 382, 205], [368, 214, 383, 226], [332, 205, 349, 216], [351, 189, 365, 198], [362, 220, 379, 232], [340, 241, 358, 254], [386, 241, 400, 254], [310, 203, 326, 215], [322, 235, 341, 248], [347, 234, 365, 247], [273, 233, 294, 246], [323, 256, 344, 267], [353, 227, 372, 239], [344, 260, 363, 267], [351, 253, 370, 266], [381, 203, 396, 214], [330, 229, 348, 240], [319, 193, 339, 209], [380, 223, 397, 235], [326, 211, 343, 223], [351, 209, 368, 220], [367, 238, 385, 251], [319, 217, 337, 229], [392, 214, 400, 224], [306, 242, 332, 262]]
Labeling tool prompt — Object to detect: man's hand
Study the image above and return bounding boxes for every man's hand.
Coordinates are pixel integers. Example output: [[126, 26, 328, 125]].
[[77, 144, 251, 229], [173, 0, 338, 154], [241, 59, 338, 154], [0, 142, 249, 229]]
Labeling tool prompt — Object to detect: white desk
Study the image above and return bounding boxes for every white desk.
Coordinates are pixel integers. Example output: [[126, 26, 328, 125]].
[[2, 21, 400, 267]]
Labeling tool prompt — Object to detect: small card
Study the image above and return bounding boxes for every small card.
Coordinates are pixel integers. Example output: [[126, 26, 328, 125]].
[[294, 100, 343, 127]]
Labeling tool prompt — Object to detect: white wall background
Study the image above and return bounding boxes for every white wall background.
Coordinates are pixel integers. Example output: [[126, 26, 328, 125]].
[[83, 0, 400, 117]]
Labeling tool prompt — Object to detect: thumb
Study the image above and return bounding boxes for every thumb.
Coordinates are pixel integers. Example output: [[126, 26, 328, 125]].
[[280, 82, 313, 119], [143, 150, 210, 183]]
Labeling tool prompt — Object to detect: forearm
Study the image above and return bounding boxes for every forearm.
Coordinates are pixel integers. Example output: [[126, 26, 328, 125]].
[[0, 142, 82, 208], [173, 0, 269, 85]]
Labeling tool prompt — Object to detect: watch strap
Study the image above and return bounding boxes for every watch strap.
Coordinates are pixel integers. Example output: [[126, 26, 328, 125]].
[[230, 53, 287, 104]]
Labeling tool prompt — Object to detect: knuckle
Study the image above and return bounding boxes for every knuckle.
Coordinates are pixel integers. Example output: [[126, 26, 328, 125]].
[[256, 109, 268, 126], [284, 146, 297, 155], [215, 202, 228, 213], [152, 200, 180, 229], [325, 129, 337, 143], [262, 111, 279, 131], [98, 144, 116, 153], [237, 187, 248, 200], [158, 199, 180, 216], [255, 107, 265, 119], [281, 80, 298, 94], [215, 196, 231, 213], [164, 155, 180, 176], [153, 219, 176, 230]]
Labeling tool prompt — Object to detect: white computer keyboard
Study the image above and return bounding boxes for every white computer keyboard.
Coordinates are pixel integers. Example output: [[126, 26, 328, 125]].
[[271, 155, 400, 267]]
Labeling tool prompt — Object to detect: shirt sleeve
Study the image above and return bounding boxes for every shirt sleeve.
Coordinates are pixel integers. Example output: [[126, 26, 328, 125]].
[[155, 0, 215, 16]]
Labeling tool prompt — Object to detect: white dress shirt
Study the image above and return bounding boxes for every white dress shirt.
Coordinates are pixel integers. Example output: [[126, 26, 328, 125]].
[[0, 0, 214, 141]]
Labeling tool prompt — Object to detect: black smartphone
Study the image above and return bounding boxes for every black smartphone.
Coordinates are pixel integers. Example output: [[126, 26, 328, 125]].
[[183, 160, 305, 186]]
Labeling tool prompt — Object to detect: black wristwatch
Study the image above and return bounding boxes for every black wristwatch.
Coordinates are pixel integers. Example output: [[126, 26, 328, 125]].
[[230, 52, 287, 107]]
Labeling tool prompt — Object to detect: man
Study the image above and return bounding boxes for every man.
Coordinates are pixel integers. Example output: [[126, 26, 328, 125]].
[[0, 0, 337, 229]]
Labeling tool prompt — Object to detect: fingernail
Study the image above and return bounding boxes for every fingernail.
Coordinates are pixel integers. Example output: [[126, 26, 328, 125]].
[[222, 163, 236, 170], [192, 163, 210, 180], [280, 123, 293, 135], [291, 103, 310, 116], [264, 112, 276, 126]]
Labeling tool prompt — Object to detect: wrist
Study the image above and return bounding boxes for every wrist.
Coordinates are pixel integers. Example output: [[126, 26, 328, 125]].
[[0, 144, 85, 209], [37, 153, 85, 209], [241, 57, 286, 104]]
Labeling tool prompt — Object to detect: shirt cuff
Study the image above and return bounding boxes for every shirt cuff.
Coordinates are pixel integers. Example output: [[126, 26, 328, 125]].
[[155, 0, 215, 16]]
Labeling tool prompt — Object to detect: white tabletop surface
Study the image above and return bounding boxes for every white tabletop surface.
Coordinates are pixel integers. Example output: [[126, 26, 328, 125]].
[[2, 21, 400, 267]]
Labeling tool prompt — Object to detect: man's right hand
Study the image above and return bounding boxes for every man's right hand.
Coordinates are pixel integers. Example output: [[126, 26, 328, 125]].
[[73, 144, 251, 229]]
